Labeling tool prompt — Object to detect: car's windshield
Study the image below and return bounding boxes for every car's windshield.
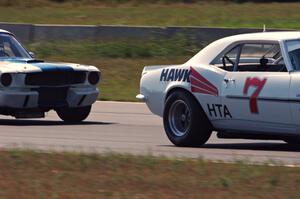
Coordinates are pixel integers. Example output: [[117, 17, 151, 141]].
[[286, 40, 300, 70], [0, 33, 31, 59]]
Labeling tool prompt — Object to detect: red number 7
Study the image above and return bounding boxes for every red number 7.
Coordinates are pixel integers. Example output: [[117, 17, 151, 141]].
[[243, 77, 267, 114]]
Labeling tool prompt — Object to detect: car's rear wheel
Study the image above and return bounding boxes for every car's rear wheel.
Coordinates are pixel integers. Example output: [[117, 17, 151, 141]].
[[56, 105, 91, 123], [163, 90, 212, 147]]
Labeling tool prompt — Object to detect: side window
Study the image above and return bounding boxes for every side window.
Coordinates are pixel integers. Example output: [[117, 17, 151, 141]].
[[239, 44, 278, 64], [213, 43, 287, 72], [286, 40, 300, 70], [3, 42, 15, 57], [215, 45, 240, 71], [0, 40, 18, 57]]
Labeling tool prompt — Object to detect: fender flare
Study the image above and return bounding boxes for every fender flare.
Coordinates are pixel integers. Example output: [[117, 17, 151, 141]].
[[164, 87, 211, 126]]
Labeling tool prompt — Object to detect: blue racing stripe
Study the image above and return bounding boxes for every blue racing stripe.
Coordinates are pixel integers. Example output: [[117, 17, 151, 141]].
[[32, 63, 74, 72]]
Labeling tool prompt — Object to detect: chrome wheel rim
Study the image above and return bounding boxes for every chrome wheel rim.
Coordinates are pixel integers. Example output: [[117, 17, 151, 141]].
[[168, 100, 191, 137]]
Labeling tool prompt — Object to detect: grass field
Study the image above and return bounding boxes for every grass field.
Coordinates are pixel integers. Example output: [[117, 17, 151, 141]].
[[0, 2, 299, 29], [27, 39, 196, 101], [0, 149, 298, 198]]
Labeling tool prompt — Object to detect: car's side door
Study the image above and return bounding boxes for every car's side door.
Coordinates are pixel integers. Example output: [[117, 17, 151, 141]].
[[212, 42, 294, 133]]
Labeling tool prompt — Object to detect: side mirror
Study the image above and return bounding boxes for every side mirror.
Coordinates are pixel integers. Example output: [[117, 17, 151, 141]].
[[29, 52, 35, 58]]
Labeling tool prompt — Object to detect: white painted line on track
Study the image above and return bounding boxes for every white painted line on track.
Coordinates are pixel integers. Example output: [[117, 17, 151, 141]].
[[96, 100, 145, 105]]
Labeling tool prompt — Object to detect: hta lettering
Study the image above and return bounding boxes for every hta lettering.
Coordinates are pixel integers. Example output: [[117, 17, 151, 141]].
[[207, 104, 232, 118], [160, 68, 190, 82]]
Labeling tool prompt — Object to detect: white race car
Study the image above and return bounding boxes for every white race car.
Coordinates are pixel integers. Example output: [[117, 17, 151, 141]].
[[0, 29, 100, 122], [137, 31, 300, 146]]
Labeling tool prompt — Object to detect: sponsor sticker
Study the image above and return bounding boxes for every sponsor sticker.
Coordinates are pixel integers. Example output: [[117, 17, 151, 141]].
[[160, 68, 190, 82], [160, 67, 219, 96], [207, 104, 232, 118]]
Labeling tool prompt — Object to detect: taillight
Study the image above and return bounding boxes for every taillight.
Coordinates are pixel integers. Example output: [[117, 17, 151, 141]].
[[1, 73, 12, 87]]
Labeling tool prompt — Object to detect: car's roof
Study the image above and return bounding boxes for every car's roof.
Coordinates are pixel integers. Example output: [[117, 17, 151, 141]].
[[223, 31, 300, 42], [0, 29, 12, 35], [186, 31, 300, 66]]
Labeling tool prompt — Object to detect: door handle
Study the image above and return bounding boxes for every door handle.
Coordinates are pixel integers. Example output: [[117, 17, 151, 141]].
[[224, 78, 235, 83], [224, 78, 235, 88]]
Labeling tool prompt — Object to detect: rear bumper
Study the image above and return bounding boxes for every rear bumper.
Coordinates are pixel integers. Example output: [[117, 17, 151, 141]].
[[0, 87, 99, 109]]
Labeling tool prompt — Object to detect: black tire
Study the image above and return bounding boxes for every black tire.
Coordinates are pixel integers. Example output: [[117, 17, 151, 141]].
[[163, 90, 212, 147], [56, 105, 91, 123], [284, 137, 300, 146]]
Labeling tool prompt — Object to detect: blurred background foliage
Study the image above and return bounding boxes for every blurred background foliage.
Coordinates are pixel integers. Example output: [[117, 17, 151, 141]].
[[28, 36, 204, 59], [0, 0, 300, 7], [27, 37, 202, 101]]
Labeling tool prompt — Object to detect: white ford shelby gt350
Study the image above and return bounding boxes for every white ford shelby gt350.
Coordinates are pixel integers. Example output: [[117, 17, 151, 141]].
[[0, 29, 100, 122], [138, 31, 300, 146]]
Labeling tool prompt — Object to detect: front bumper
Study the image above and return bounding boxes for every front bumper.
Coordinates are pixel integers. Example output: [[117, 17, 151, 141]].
[[0, 87, 99, 109], [136, 94, 146, 102]]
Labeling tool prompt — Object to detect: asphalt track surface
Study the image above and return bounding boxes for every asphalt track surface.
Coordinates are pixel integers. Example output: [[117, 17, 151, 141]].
[[0, 101, 299, 166]]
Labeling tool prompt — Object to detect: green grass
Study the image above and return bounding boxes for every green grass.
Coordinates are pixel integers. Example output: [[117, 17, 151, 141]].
[[27, 39, 196, 101], [0, 2, 299, 29], [29, 37, 203, 59], [0, 149, 299, 198]]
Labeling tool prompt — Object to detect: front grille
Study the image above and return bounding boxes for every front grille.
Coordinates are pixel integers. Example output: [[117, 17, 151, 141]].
[[25, 71, 86, 86], [34, 87, 69, 107]]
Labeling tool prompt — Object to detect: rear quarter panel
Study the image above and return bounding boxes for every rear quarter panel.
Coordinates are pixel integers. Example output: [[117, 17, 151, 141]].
[[140, 64, 225, 121], [140, 65, 189, 117], [189, 65, 226, 122]]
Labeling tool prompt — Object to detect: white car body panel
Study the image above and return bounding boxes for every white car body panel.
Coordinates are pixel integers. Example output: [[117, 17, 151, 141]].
[[138, 31, 300, 138], [219, 71, 293, 133]]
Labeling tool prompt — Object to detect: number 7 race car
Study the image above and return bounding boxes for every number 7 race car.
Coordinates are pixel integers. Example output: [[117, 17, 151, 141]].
[[0, 29, 100, 122], [137, 31, 300, 146]]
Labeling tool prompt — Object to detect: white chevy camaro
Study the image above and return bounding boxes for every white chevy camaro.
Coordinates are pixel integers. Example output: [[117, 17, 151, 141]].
[[0, 29, 100, 122], [137, 31, 300, 146]]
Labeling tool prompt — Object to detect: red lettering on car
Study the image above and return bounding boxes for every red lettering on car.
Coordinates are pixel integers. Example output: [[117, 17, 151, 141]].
[[243, 77, 267, 114]]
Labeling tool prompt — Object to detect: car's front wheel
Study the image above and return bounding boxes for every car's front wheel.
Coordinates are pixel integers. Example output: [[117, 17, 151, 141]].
[[163, 90, 212, 147], [284, 137, 300, 146], [56, 105, 91, 123]]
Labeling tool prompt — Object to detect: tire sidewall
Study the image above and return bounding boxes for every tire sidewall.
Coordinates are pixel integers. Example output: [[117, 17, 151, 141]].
[[284, 137, 300, 146], [57, 105, 91, 123], [163, 91, 211, 147]]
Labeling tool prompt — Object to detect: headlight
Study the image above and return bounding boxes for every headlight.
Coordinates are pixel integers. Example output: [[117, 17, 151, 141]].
[[88, 71, 100, 85], [1, 73, 12, 87]]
